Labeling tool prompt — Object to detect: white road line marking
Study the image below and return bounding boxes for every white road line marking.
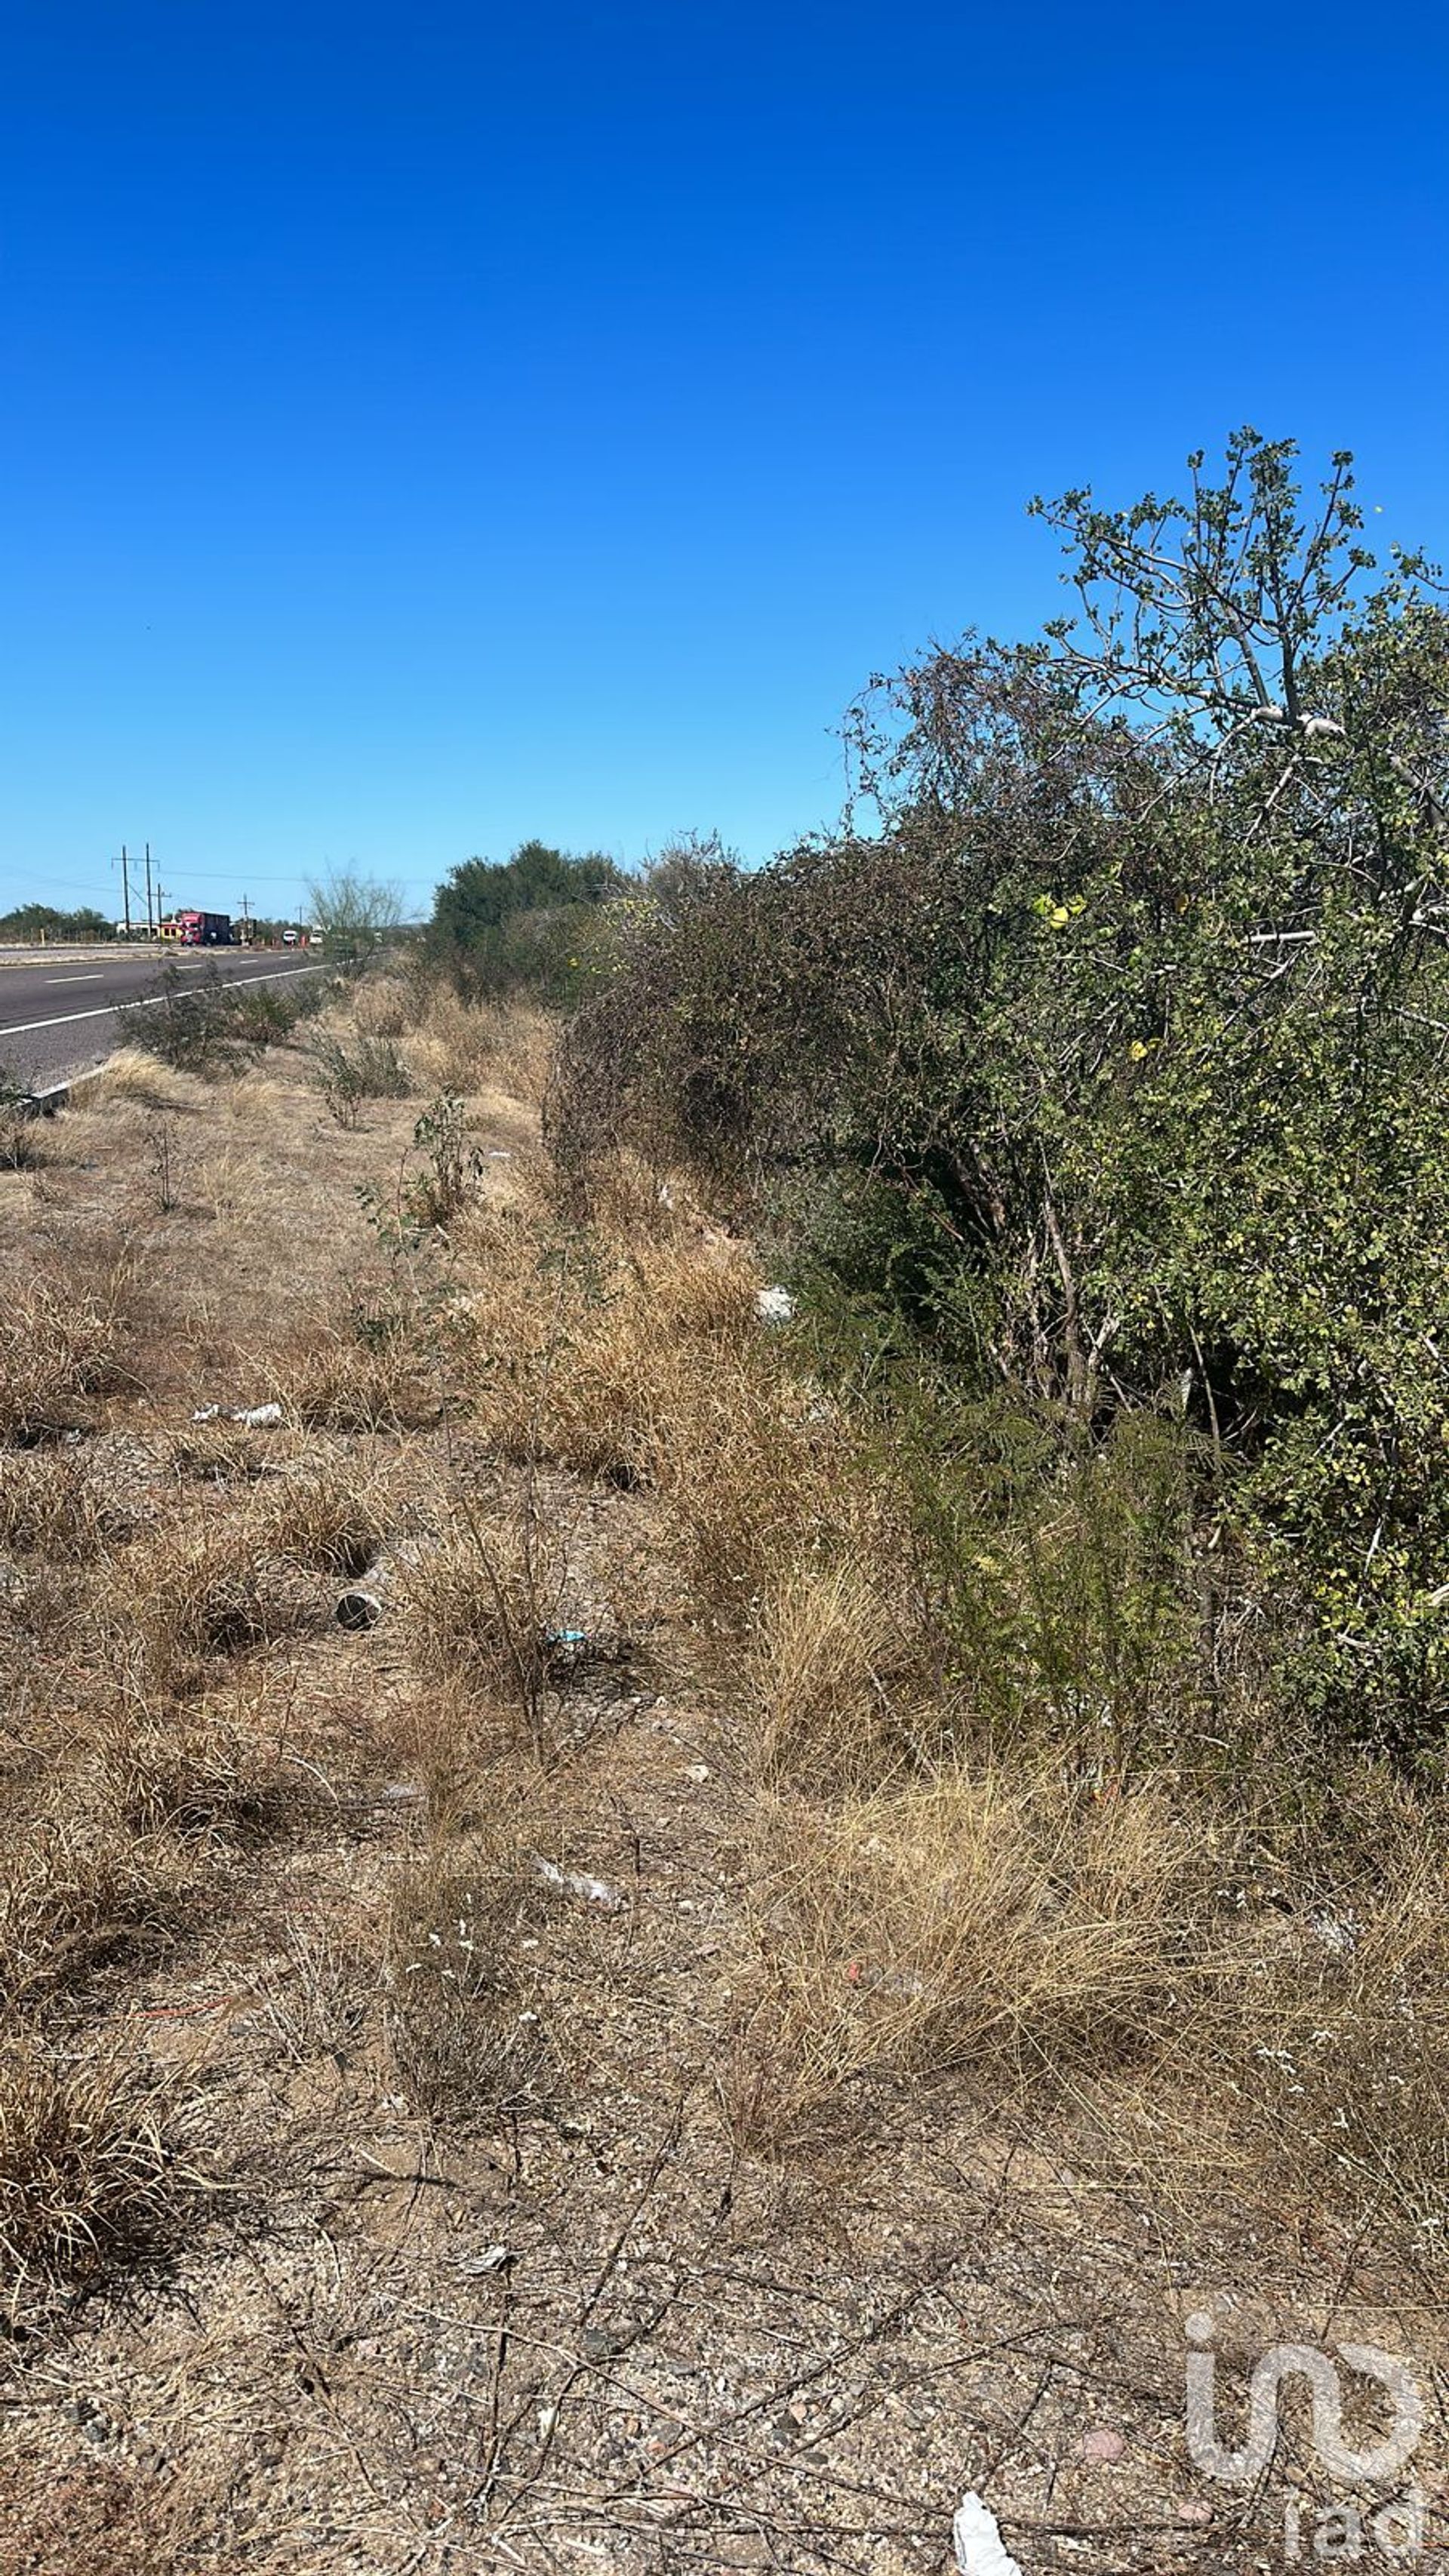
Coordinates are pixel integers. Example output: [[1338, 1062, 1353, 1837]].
[[45, 973, 104, 985], [0, 965, 326, 1040]]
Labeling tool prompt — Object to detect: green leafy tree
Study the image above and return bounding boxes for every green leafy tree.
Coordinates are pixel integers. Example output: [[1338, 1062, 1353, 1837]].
[[429, 841, 623, 999]]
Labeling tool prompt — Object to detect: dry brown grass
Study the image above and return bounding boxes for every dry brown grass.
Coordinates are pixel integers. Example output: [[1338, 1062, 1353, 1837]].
[[0, 1450, 135, 1559], [85, 1045, 195, 1109], [398, 1500, 566, 1718], [1, 957, 1447, 2553], [449, 1174, 782, 1492], [746, 1556, 921, 1788], [121, 1522, 278, 1685], [446, 1150, 900, 1623], [1180, 1782, 1449, 2232], [257, 1454, 391, 1577], [384, 1806, 552, 2121], [733, 1764, 1210, 2146], [266, 1311, 438, 1433], [83, 1691, 305, 1844], [0, 2033, 201, 2301], [0, 1257, 135, 1441], [405, 988, 555, 1103], [0, 1803, 189, 2011], [0, 1676, 317, 2017], [348, 975, 411, 1042]]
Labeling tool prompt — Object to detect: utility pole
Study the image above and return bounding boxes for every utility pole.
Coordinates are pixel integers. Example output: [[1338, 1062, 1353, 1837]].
[[144, 842, 155, 937], [155, 877, 165, 937], [237, 892, 252, 944], [112, 843, 133, 937]]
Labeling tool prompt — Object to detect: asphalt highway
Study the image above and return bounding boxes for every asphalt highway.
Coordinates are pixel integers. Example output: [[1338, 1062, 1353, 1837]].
[[0, 946, 328, 1091]]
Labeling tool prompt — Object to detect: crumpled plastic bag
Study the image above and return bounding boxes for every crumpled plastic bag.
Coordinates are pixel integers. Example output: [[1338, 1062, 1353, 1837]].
[[952, 2492, 1024, 2576]]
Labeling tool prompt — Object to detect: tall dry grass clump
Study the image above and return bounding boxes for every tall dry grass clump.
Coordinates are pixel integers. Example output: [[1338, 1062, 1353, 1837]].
[[1181, 1778, 1449, 2234], [0, 1451, 134, 1559], [0, 2034, 203, 2301], [120, 1522, 276, 1685], [257, 1456, 390, 1578], [406, 989, 555, 1104], [82, 1691, 303, 1844], [734, 1765, 1211, 2150], [0, 1257, 134, 1441], [446, 1164, 872, 1608], [0, 1804, 189, 2012], [746, 1557, 924, 1787], [85, 1046, 196, 1109], [266, 1310, 438, 1433]]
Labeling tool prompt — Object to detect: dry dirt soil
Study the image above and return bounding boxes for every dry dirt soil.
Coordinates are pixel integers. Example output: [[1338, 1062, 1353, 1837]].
[[0, 1011, 1442, 2575]]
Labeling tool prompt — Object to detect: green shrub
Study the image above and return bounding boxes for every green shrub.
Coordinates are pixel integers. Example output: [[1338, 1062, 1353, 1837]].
[[309, 1029, 413, 1125], [116, 964, 325, 1073], [554, 432, 1449, 1753], [429, 841, 623, 1005]]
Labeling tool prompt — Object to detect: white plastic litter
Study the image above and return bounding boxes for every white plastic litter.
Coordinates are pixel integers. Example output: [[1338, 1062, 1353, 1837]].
[[457, 2243, 515, 2275], [755, 1285, 795, 1323], [953, 2492, 1025, 2576], [531, 1854, 624, 1913], [189, 1402, 283, 1429]]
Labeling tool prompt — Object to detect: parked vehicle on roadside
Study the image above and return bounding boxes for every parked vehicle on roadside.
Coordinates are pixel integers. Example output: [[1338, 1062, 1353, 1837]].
[[169, 909, 233, 946]]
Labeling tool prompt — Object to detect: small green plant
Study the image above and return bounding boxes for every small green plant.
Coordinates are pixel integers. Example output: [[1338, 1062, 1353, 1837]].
[[408, 1094, 478, 1227], [358, 1095, 480, 1242], [310, 1029, 412, 1126]]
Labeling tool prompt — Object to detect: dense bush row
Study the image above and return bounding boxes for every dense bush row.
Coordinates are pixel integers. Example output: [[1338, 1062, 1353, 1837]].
[[551, 434, 1449, 1753]]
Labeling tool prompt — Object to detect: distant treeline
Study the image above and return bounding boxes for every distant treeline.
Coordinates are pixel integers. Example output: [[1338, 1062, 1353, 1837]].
[[0, 904, 114, 943]]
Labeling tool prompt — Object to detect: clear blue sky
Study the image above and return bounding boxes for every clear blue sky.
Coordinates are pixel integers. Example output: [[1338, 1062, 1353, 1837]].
[[2, 2, 1445, 923]]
